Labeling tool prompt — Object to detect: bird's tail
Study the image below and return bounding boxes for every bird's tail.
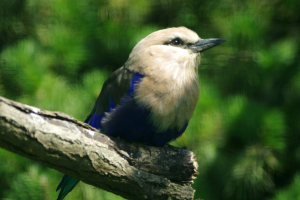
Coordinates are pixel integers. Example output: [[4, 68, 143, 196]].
[[56, 174, 80, 200]]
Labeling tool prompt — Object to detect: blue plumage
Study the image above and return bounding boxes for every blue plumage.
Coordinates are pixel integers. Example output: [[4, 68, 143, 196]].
[[56, 175, 79, 200], [89, 72, 144, 131]]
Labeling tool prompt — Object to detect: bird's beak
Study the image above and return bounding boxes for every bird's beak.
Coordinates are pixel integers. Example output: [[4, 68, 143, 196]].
[[190, 38, 227, 53]]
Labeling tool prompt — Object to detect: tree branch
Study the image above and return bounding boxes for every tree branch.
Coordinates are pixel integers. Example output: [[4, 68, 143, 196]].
[[0, 96, 198, 200]]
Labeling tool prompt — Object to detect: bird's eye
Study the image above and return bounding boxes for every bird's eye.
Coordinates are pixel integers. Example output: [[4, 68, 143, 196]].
[[170, 38, 182, 46]]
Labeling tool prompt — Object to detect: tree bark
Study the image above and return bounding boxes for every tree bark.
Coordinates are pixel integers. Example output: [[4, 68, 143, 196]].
[[0, 96, 198, 200]]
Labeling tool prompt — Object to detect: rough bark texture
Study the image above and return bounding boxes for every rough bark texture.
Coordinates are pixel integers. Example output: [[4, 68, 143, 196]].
[[0, 96, 198, 200]]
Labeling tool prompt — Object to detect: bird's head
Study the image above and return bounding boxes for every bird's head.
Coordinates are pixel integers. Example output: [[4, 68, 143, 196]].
[[131, 27, 226, 56], [126, 27, 226, 73]]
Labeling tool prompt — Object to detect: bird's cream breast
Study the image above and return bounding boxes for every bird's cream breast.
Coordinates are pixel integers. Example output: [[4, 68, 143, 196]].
[[135, 75, 199, 132], [134, 54, 200, 132]]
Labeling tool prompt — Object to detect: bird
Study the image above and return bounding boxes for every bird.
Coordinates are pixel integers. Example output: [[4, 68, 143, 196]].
[[56, 27, 226, 200]]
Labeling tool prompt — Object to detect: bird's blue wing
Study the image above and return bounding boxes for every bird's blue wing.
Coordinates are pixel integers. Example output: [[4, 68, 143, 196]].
[[56, 66, 138, 200], [85, 66, 138, 129]]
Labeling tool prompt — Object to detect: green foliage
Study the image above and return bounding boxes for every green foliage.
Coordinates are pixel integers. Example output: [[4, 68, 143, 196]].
[[271, 173, 300, 200], [0, 0, 300, 200], [0, 39, 49, 98], [5, 166, 45, 200]]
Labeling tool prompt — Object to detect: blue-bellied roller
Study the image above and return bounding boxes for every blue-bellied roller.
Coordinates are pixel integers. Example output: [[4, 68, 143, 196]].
[[56, 27, 226, 200]]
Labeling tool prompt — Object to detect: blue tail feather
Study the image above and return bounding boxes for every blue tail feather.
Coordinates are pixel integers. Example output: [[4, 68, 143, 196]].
[[56, 174, 80, 200]]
